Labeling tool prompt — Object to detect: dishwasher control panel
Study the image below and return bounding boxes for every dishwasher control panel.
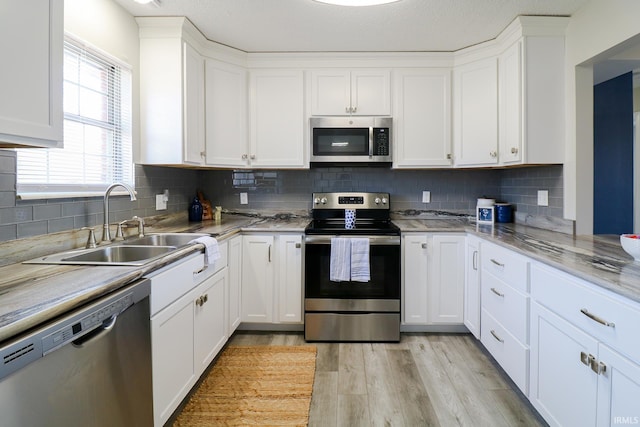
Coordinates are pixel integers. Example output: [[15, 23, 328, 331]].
[[42, 293, 133, 355]]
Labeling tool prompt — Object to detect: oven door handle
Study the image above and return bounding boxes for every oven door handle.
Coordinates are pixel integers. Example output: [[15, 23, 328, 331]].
[[304, 235, 401, 245]]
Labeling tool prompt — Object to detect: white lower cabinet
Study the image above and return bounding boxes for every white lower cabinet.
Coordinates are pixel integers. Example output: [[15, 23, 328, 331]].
[[241, 233, 303, 324], [402, 233, 465, 326], [529, 262, 640, 427], [479, 240, 530, 395], [464, 235, 481, 338], [148, 244, 229, 426], [227, 235, 243, 334]]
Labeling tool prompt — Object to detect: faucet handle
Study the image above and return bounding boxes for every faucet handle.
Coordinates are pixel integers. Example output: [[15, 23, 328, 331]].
[[81, 227, 97, 249], [113, 221, 127, 241]]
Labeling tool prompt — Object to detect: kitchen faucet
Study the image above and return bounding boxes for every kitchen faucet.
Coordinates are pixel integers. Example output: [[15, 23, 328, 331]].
[[102, 182, 137, 243]]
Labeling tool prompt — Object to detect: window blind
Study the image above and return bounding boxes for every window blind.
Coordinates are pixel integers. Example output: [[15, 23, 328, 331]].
[[16, 37, 133, 198]]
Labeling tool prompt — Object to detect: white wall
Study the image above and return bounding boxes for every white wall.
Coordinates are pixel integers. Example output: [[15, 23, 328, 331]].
[[64, 0, 140, 162], [564, 0, 640, 234]]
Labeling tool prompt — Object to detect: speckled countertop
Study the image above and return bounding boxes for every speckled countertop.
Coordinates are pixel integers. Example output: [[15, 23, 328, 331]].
[[1, 213, 639, 344], [395, 218, 640, 305]]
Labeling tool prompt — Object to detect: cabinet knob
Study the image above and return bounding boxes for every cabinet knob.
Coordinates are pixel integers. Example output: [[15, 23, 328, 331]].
[[510, 147, 519, 154], [421, 243, 427, 249], [241, 154, 248, 160], [345, 106, 350, 113], [295, 243, 301, 248], [489, 151, 497, 158], [250, 154, 256, 160], [200, 151, 206, 158], [446, 153, 452, 160]]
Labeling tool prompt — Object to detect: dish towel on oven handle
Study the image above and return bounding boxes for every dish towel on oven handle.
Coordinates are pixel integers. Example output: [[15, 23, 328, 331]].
[[330, 237, 371, 282], [189, 236, 221, 265], [350, 237, 370, 282], [330, 237, 351, 282]]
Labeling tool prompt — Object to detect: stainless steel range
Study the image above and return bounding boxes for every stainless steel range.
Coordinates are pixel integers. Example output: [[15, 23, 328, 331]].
[[304, 192, 401, 342]]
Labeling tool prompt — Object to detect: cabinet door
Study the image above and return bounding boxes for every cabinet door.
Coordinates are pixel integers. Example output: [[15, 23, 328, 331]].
[[596, 345, 640, 427], [464, 236, 481, 338], [205, 59, 248, 167], [393, 69, 452, 167], [499, 40, 523, 165], [402, 234, 428, 325], [241, 235, 274, 322], [183, 41, 205, 165], [151, 293, 196, 427], [310, 69, 351, 115], [0, 0, 63, 147], [530, 302, 598, 427], [351, 69, 391, 115], [428, 234, 465, 324], [194, 268, 228, 375], [249, 70, 305, 168], [453, 57, 498, 166], [277, 234, 303, 323], [227, 235, 243, 334]]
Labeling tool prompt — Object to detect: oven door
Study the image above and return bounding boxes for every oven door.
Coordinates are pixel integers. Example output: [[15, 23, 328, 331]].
[[304, 235, 400, 300]]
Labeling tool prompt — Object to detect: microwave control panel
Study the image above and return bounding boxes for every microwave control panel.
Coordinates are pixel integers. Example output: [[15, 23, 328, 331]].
[[373, 128, 390, 156]]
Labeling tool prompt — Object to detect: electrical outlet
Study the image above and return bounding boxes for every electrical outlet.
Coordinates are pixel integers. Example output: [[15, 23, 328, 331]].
[[422, 191, 431, 203], [537, 190, 549, 206], [240, 192, 248, 205], [156, 194, 167, 210]]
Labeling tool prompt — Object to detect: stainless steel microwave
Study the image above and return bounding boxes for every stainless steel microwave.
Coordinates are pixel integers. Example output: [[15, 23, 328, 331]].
[[310, 117, 392, 164]]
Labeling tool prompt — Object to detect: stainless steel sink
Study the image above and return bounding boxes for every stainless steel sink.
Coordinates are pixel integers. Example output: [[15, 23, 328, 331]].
[[62, 245, 176, 264], [24, 245, 178, 266], [122, 233, 208, 247]]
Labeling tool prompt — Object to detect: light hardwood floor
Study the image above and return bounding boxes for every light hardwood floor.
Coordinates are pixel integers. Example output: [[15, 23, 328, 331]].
[[218, 332, 546, 427]]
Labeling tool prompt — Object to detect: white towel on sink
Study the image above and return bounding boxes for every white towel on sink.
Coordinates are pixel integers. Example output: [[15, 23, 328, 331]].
[[330, 237, 351, 282], [350, 238, 370, 282], [190, 236, 220, 264]]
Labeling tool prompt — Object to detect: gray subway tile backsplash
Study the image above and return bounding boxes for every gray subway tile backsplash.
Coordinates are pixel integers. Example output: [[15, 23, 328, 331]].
[[0, 150, 564, 243]]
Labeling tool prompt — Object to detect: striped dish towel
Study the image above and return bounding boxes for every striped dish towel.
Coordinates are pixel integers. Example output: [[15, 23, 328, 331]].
[[350, 237, 370, 282], [330, 237, 351, 282]]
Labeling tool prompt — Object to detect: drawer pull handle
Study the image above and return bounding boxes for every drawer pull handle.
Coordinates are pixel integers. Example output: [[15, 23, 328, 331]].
[[490, 259, 504, 268], [490, 287, 504, 297], [193, 265, 209, 276], [580, 351, 591, 366], [421, 243, 427, 249], [295, 243, 301, 248], [580, 308, 615, 328], [490, 330, 504, 343]]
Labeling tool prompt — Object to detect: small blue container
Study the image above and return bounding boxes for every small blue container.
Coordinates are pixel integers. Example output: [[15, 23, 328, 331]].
[[495, 203, 512, 223], [189, 196, 203, 222]]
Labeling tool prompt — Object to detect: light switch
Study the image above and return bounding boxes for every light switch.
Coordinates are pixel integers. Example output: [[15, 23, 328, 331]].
[[156, 194, 167, 210], [240, 192, 248, 205], [537, 190, 549, 206], [422, 191, 431, 203]]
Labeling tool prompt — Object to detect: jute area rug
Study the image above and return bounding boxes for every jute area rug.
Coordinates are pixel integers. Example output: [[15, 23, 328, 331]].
[[173, 345, 317, 426]]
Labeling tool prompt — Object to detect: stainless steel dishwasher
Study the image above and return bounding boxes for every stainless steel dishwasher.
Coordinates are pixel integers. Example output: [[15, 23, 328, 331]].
[[0, 278, 152, 427]]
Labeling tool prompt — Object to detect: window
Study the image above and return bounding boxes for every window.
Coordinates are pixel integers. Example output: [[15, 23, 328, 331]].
[[16, 36, 133, 198]]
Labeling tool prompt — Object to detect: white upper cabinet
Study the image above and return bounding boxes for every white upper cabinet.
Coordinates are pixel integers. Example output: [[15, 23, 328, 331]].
[[0, 0, 63, 148], [499, 37, 565, 165], [310, 69, 391, 116], [393, 68, 452, 168], [248, 69, 306, 168], [138, 19, 206, 166], [453, 57, 499, 167], [205, 59, 248, 167]]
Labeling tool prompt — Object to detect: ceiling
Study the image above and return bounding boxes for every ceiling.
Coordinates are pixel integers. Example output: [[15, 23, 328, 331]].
[[112, 0, 591, 53]]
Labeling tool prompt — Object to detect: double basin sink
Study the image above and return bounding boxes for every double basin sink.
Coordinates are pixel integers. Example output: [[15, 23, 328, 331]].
[[24, 233, 209, 266]]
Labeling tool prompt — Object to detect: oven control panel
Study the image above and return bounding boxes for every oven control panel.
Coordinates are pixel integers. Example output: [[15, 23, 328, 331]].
[[312, 192, 390, 210]]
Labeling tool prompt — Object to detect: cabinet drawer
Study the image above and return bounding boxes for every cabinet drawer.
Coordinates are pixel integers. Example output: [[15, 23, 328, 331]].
[[149, 253, 205, 316], [531, 263, 640, 361], [481, 241, 529, 292], [481, 272, 529, 344], [481, 308, 529, 395]]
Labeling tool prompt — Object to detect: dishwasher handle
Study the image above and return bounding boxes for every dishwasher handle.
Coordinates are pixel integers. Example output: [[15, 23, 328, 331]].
[[72, 314, 118, 348]]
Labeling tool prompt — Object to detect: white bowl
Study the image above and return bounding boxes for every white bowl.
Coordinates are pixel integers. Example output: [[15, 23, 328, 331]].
[[620, 234, 640, 261]]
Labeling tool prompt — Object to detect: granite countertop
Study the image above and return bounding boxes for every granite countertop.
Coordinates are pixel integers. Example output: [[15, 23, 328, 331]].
[[394, 217, 640, 305], [2, 213, 640, 345], [0, 214, 310, 343]]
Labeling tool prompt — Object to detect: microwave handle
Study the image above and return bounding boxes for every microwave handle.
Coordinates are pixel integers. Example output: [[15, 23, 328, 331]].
[[368, 127, 374, 158]]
